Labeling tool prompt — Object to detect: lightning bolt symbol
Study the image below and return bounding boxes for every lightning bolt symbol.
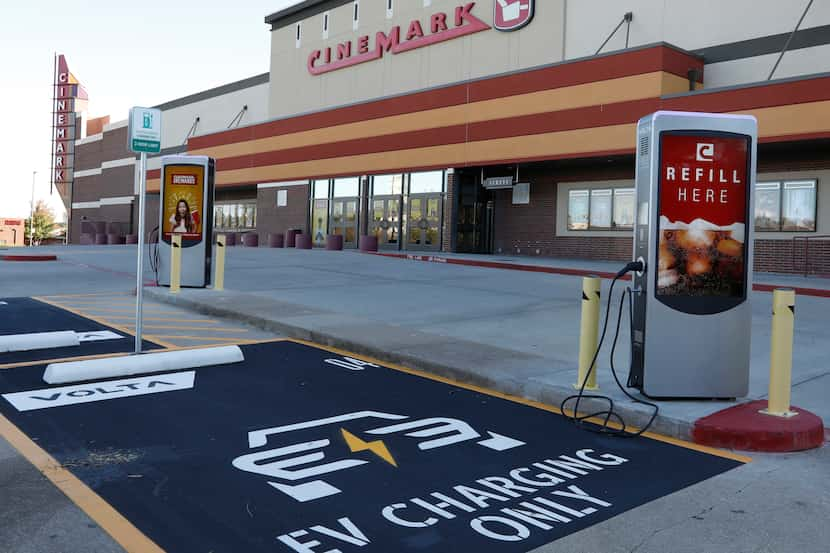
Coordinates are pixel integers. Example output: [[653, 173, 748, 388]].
[[341, 428, 398, 467]]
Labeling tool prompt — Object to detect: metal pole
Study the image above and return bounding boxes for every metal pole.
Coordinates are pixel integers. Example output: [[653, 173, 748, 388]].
[[768, 0, 814, 80], [135, 152, 147, 354], [30, 171, 36, 247]]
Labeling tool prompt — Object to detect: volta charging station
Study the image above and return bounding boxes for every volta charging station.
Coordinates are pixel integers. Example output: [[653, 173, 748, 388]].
[[628, 111, 757, 399], [156, 155, 216, 288], [38, 108, 240, 385]]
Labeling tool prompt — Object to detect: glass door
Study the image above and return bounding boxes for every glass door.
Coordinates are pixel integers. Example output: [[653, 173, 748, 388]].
[[407, 194, 442, 251], [330, 198, 359, 248], [371, 197, 401, 249]]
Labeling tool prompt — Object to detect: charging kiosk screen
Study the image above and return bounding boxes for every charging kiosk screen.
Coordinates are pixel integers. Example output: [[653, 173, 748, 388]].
[[656, 131, 750, 315], [162, 164, 205, 244]]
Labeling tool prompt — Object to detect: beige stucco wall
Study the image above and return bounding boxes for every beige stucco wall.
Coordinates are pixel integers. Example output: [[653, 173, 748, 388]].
[[565, 0, 830, 88], [269, 0, 830, 118], [269, 0, 566, 118]]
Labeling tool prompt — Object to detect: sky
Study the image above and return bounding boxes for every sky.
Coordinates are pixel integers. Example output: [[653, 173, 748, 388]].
[[0, 0, 300, 221]]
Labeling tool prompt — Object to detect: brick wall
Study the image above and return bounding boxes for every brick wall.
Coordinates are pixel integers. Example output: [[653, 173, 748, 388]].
[[492, 176, 829, 273], [256, 185, 310, 242], [755, 238, 830, 276]]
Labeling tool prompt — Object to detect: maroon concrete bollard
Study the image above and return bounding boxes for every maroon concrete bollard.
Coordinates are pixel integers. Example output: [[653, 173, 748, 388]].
[[268, 233, 285, 248], [107, 234, 125, 245], [125, 234, 138, 244], [359, 235, 379, 252], [295, 233, 312, 249], [242, 233, 259, 247], [80, 233, 94, 245], [224, 233, 237, 246], [94, 234, 108, 245], [285, 229, 300, 248], [326, 234, 344, 251]]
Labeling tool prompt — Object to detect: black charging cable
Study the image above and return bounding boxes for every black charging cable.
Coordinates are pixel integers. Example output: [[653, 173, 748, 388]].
[[560, 261, 660, 437], [148, 226, 160, 285]]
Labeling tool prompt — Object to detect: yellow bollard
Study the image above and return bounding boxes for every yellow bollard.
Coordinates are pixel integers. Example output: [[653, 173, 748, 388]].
[[214, 234, 226, 291], [575, 276, 601, 390], [761, 289, 798, 418], [170, 234, 182, 294]]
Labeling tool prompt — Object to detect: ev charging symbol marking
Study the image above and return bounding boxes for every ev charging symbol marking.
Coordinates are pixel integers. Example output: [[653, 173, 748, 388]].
[[231, 411, 525, 502]]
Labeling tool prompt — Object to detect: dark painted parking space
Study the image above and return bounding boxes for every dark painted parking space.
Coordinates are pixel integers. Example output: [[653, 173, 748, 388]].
[[0, 341, 743, 552], [0, 297, 160, 365]]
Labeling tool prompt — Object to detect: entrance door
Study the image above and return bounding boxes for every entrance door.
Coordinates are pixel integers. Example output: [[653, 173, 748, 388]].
[[371, 197, 401, 250], [330, 198, 359, 248], [407, 194, 442, 251], [456, 173, 495, 254]]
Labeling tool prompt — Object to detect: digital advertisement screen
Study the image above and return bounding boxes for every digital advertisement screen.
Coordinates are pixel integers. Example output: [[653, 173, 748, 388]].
[[656, 132, 750, 311], [162, 164, 205, 242]]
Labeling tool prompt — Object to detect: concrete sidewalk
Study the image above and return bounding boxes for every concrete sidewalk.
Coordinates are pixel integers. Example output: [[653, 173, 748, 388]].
[[146, 247, 830, 443]]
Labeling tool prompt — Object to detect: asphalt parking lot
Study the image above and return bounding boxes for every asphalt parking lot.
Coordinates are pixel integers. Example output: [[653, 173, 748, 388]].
[[0, 246, 827, 553]]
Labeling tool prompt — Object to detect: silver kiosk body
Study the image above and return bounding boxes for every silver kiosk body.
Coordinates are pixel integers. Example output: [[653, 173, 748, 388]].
[[630, 111, 757, 399], [157, 155, 215, 288]]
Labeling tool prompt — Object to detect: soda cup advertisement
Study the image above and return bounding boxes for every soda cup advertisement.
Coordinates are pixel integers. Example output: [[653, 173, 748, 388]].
[[656, 132, 750, 311], [162, 164, 205, 243]]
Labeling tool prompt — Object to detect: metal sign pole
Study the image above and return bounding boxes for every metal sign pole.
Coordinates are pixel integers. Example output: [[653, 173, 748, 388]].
[[135, 151, 147, 354]]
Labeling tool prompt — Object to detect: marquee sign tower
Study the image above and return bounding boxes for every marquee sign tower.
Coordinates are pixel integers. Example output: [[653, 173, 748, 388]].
[[51, 54, 88, 209]]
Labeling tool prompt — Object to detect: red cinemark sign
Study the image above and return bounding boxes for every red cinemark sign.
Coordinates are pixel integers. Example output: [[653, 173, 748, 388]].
[[308, 2, 490, 76], [659, 133, 748, 227]]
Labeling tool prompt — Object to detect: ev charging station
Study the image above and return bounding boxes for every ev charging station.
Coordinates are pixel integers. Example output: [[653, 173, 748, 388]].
[[629, 111, 757, 399], [157, 155, 215, 288]]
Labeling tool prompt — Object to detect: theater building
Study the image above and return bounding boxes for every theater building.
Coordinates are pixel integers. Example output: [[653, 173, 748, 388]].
[[68, 73, 269, 244], [73, 0, 830, 274], [0, 219, 25, 247]]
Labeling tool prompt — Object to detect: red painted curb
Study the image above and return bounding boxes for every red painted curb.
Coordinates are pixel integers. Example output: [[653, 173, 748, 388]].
[[692, 399, 825, 452], [368, 253, 830, 297], [1, 254, 57, 262]]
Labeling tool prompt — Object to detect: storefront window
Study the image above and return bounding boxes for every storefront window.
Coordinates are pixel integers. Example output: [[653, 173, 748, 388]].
[[568, 187, 635, 230], [312, 199, 328, 245], [313, 179, 330, 199], [372, 174, 403, 196], [613, 188, 635, 228], [567, 190, 589, 230], [589, 189, 613, 229], [782, 181, 816, 231], [213, 202, 257, 230], [754, 182, 781, 231], [410, 171, 444, 194], [755, 180, 816, 232], [333, 177, 360, 197]]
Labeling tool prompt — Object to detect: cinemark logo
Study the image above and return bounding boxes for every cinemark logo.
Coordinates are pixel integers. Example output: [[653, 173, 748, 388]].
[[173, 175, 197, 185], [696, 143, 715, 162], [308, 2, 490, 76]]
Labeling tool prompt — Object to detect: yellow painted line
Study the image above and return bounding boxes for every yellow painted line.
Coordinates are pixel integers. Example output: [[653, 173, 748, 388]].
[[118, 324, 251, 332], [99, 316, 219, 324], [145, 335, 261, 344], [38, 292, 127, 299], [0, 415, 165, 553], [55, 307, 178, 314], [51, 301, 142, 307], [0, 351, 132, 370], [33, 297, 179, 350], [285, 338, 753, 464]]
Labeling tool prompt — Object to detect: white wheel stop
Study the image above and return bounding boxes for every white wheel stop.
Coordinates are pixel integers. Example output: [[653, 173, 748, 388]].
[[43, 345, 244, 384], [0, 331, 79, 353]]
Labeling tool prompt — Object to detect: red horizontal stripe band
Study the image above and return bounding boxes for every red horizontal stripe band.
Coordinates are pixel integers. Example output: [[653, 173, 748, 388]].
[[663, 75, 830, 113], [214, 98, 657, 172], [189, 45, 697, 150]]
